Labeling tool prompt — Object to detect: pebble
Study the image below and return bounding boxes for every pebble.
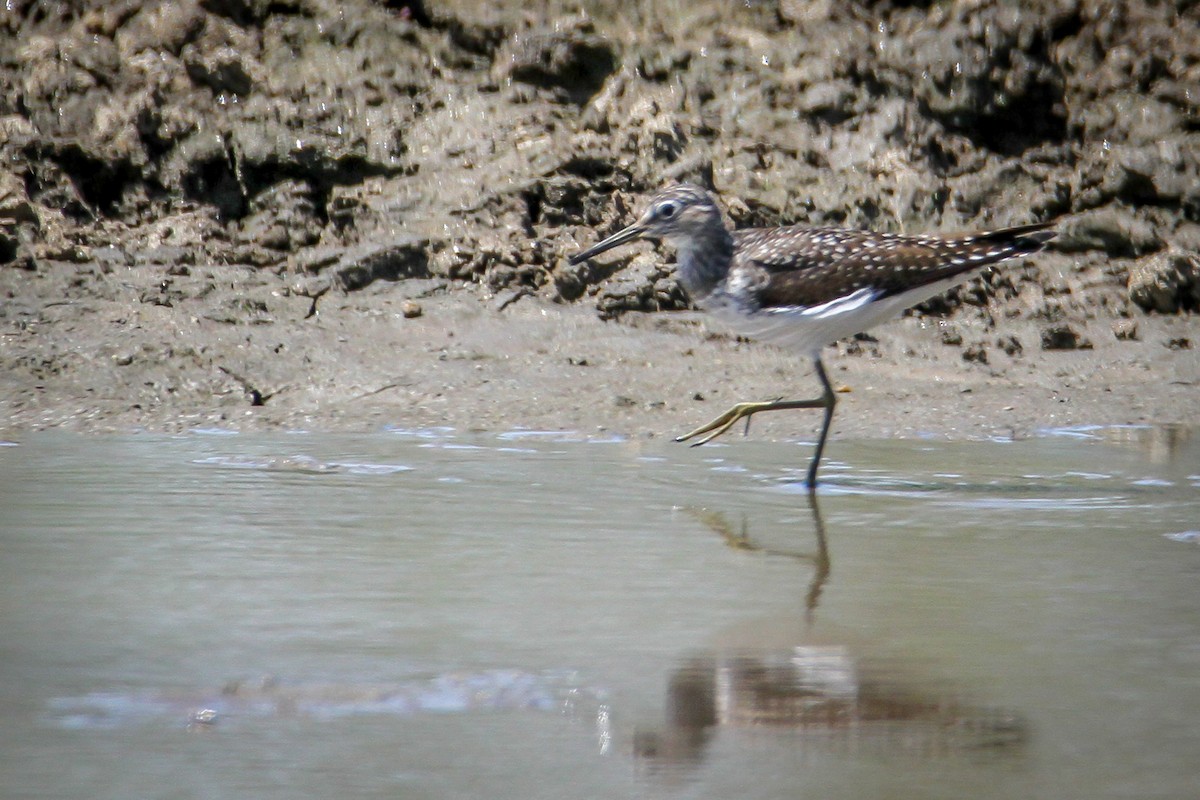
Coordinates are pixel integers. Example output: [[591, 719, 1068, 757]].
[[1111, 319, 1139, 341]]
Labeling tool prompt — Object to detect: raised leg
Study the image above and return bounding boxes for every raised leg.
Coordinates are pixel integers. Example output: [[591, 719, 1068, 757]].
[[676, 357, 837, 488]]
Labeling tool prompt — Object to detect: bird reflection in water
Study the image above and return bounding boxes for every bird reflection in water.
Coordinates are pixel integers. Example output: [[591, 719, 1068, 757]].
[[634, 492, 1026, 773], [685, 491, 831, 626]]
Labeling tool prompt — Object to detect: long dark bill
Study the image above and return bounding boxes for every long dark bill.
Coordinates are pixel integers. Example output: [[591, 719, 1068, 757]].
[[568, 221, 647, 265]]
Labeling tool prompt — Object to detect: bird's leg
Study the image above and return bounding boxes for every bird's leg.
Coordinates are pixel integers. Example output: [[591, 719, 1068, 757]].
[[676, 399, 813, 446], [805, 358, 837, 489], [741, 396, 784, 437], [676, 357, 837, 488]]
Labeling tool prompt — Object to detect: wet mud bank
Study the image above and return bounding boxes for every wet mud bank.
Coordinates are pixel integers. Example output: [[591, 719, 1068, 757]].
[[2, 1, 1197, 438]]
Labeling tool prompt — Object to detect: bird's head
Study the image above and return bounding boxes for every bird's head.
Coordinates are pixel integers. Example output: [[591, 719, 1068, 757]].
[[569, 184, 723, 264]]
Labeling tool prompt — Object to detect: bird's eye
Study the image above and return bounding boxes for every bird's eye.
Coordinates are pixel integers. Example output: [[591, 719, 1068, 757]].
[[656, 201, 678, 219]]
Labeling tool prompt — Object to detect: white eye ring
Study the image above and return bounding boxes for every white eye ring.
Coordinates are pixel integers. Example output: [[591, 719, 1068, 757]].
[[657, 201, 679, 219]]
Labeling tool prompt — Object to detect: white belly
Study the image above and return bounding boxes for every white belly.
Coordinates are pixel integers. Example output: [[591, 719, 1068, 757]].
[[699, 272, 984, 357]]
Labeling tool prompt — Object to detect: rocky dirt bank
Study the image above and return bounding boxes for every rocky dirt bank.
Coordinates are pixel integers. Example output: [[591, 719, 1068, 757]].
[[2, 0, 1197, 442]]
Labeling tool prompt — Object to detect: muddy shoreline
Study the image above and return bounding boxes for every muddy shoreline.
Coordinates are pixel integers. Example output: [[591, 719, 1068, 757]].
[[2, 1, 1198, 442], [3, 263, 1195, 443]]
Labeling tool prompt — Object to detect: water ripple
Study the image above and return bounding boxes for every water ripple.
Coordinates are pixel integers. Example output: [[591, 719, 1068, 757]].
[[193, 455, 412, 475], [45, 669, 606, 730]]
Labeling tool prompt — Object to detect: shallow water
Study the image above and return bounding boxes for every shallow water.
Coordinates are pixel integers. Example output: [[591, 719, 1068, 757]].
[[1, 427, 1198, 799]]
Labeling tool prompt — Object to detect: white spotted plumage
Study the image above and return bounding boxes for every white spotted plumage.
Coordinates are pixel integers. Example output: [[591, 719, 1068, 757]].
[[570, 183, 1054, 357]]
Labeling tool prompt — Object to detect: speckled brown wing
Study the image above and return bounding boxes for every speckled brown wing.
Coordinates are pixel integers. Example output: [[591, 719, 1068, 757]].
[[736, 223, 1056, 311]]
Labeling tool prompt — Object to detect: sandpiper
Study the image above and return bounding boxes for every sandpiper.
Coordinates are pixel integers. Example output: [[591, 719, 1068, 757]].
[[570, 184, 1055, 488]]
